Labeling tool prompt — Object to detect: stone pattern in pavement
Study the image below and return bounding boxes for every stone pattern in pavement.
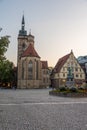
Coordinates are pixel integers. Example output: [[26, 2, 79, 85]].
[[0, 89, 87, 130]]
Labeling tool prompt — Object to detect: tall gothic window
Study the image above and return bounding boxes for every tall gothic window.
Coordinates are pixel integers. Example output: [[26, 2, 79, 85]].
[[22, 61, 24, 79], [36, 61, 38, 80], [28, 60, 33, 79], [35, 60, 38, 80]]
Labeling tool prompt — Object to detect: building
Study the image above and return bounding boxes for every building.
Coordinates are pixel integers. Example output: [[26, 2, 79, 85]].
[[17, 15, 50, 89], [77, 56, 87, 81], [77, 56, 87, 64], [51, 50, 85, 88]]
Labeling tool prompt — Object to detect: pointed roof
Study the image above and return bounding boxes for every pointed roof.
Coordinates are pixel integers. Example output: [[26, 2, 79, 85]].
[[22, 15, 25, 25], [54, 53, 71, 73], [41, 61, 48, 69], [19, 15, 27, 36], [22, 44, 40, 58]]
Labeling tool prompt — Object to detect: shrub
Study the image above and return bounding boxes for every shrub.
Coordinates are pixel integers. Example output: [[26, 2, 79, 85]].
[[84, 84, 87, 90], [70, 87, 78, 93], [59, 87, 66, 92], [78, 87, 84, 90]]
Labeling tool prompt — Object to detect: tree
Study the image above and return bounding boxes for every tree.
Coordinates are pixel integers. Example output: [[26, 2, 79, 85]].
[[0, 36, 10, 60], [0, 34, 17, 88], [0, 60, 15, 87]]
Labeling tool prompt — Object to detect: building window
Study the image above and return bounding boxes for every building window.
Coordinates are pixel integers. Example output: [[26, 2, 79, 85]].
[[63, 67, 65, 71], [80, 68, 81, 72], [71, 79, 73, 81], [67, 62, 70, 66], [35, 60, 38, 80], [43, 78, 45, 83], [76, 74, 78, 77], [28, 61, 33, 79], [75, 68, 78, 71], [47, 78, 49, 83], [22, 61, 24, 79], [71, 62, 73, 66], [63, 73, 65, 77], [80, 74, 82, 78], [22, 43, 26, 50]]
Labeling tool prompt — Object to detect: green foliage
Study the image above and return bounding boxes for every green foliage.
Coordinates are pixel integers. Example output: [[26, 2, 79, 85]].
[[78, 87, 84, 90], [84, 84, 87, 90], [68, 87, 78, 93], [0, 34, 16, 87], [59, 87, 67, 92], [0, 60, 15, 84], [52, 87, 78, 93], [0, 36, 10, 60]]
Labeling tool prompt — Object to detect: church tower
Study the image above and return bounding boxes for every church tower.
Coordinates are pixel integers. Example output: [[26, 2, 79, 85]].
[[17, 15, 41, 89], [17, 15, 50, 89], [18, 15, 27, 59]]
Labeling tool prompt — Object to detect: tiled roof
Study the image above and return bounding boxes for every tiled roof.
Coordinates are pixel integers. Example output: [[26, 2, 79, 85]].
[[54, 53, 70, 73], [22, 43, 40, 58], [41, 61, 48, 69]]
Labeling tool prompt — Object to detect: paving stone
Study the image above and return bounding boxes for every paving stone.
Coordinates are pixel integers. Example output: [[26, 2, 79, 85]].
[[0, 89, 87, 129]]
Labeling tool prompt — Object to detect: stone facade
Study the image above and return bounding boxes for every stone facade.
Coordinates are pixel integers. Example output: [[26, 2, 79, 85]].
[[17, 15, 50, 89]]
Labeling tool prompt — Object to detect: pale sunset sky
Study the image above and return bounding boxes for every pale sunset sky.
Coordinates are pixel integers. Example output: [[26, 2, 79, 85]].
[[0, 0, 87, 67]]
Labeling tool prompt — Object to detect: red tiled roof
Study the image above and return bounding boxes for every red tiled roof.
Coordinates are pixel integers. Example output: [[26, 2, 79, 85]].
[[22, 44, 40, 58], [54, 53, 70, 73], [41, 61, 48, 69]]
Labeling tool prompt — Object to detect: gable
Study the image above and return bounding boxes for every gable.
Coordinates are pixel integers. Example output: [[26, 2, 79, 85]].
[[54, 53, 70, 73], [54, 51, 85, 74], [22, 43, 40, 58], [41, 61, 48, 69]]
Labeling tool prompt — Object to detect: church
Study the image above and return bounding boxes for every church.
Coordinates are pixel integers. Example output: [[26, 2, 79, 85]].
[[17, 15, 50, 89]]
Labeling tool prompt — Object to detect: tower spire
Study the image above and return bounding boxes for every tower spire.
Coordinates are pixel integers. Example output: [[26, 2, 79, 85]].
[[21, 14, 25, 31], [19, 14, 27, 36], [22, 15, 25, 25]]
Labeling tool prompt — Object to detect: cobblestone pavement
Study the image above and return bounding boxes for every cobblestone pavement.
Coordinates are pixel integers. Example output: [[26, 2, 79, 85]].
[[0, 89, 87, 130]]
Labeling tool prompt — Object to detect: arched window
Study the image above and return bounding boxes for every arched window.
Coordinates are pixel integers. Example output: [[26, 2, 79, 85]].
[[22, 43, 26, 50], [28, 61, 33, 79], [22, 60, 24, 79], [35, 60, 38, 80]]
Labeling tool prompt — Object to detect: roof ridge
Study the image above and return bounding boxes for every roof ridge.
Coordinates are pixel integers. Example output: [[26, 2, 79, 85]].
[[22, 43, 40, 58], [54, 53, 71, 73]]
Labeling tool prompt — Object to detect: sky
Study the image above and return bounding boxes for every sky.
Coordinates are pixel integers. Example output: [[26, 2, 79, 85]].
[[0, 0, 87, 67]]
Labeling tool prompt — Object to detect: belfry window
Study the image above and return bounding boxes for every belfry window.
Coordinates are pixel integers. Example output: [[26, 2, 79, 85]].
[[22, 43, 26, 50], [28, 61, 33, 79]]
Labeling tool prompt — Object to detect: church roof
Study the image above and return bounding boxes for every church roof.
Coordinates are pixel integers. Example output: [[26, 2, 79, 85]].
[[41, 61, 48, 69], [54, 53, 71, 73], [22, 43, 40, 58]]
